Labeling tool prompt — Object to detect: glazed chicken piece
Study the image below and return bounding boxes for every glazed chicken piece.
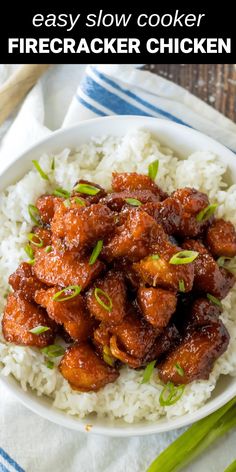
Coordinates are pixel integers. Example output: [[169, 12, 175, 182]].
[[51, 202, 115, 250], [9, 262, 46, 302], [86, 271, 127, 326], [35, 195, 62, 225], [183, 239, 235, 299], [112, 172, 167, 200], [33, 247, 105, 290], [133, 241, 195, 292], [206, 219, 236, 257], [158, 320, 229, 385], [102, 209, 162, 262], [142, 198, 182, 235], [72, 179, 106, 204], [2, 292, 55, 347], [187, 298, 222, 328], [137, 287, 177, 329], [59, 343, 119, 391], [109, 308, 157, 367], [144, 325, 180, 363], [101, 189, 160, 212], [35, 287, 94, 342]]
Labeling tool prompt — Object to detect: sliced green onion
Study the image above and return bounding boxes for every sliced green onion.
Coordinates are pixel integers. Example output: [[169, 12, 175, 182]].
[[141, 360, 156, 384], [28, 204, 42, 227], [74, 197, 86, 206], [175, 363, 185, 377], [159, 382, 185, 406], [178, 279, 185, 292], [27, 232, 44, 247], [73, 183, 100, 195], [52, 285, 82, 302], [46, 360, 54, 369], [217, 256, 232, 267], [225, 459, 236, 472], [207, 293, 222, 308], [63, 199, 71, 208], [89, 240, 103, 265], [196, 203, 218, 222], [94, 288, 112, 312], [32, 160, 49, 181], [103, 346, 115, 367], [27, 259, 35, 266], [29, 325, 50, 335], [45, 245, 52, 253], [53, 188, 70, 198], [148, 160, 159, 180], [150, 254, 160, 261], [51, 157, 55, 170], [124, 198, 142, 207], [24, 244, 34, 260], [217, 256, 236, 274], [169, 250, 199, 265], [41, 344, 65, 358]]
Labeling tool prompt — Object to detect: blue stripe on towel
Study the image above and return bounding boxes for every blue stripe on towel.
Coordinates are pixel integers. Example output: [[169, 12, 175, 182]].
[[91, 67, 191, 127], [80, 75, 155, 117], [76, 96, 108, 117], [0, 464, 10, 472], [0, 449, 25, 472]]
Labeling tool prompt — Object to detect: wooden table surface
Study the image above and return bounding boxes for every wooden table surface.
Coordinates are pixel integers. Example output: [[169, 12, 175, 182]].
[[144, 64, 236, 123]]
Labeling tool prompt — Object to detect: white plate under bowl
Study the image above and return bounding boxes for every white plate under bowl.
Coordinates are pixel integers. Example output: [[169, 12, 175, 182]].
[[0, 116, 236, 436]]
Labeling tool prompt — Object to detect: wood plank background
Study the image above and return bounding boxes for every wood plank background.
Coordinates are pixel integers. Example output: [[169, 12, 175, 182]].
[[143, 64, 236, 122]]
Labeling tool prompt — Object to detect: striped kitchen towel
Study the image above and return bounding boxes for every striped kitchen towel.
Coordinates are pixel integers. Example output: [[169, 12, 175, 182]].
[[63, 64, 236, 152]]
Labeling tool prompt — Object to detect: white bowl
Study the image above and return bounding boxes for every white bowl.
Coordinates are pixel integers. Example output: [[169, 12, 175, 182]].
[[0, 116, 236, 436]]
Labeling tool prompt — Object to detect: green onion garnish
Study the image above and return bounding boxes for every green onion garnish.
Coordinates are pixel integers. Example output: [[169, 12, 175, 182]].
[[53, 188, 70, 199], [32, 160, 49, 181], [148, 160, 159, 181], [150, 254, 160, 261], [175, 363, 185, 377], [207, 293, 222, 308], [94, 288, 112, 312], [27, 233, 44, 247], [217, 256, 236, 274], [147, 397, 236, 472], [46, 360, 54, 369], [73, 183, 100, 195], [178, 279, 185, 292], [28, 204, 42, 227], [217, 256, 232, 267], [89, 240, 103, 265], [24, 244, 34, 260], [29, 326, 50, 335], [51, 157, 55, 170], [159, 382, 185, 406], [169, 250, 199, 265], [63, 199, 71, 208], [141, 360, 156, 384], [225, 459, 236, 472], [74, 197, 86, 206], [41, 344, 65, 358], [103, 346, 115, 367], [45, 245, 52, 253], [196, 203, 218, 222], [124, 198, 142, 207], [52, 285, 82, 302]]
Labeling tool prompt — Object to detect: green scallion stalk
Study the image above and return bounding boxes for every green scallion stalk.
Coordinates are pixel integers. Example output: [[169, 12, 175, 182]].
[[125, 198, 142, 207], [207, 293, 222, 308], [169, 250, 199, 265], [196, 203, 218, 222], [28, 204, 42, 227], [53, 188, 70, 199], [74, 197, 86, 206], [94, 287, 112, 312], [52, 285, 81, 302], [141, 360, 156, 384], [32, 160, 49, 181], [148, 160, 159, 180], [89, 240, 103, 265], [73, 183, 100, 195], [224, 459, 236, 472], [29, 326, 50, 335], [147, 397, 236, 472]]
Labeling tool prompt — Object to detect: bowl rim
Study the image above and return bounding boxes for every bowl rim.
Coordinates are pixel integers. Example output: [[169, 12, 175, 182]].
[[0, 115, 236, 436]]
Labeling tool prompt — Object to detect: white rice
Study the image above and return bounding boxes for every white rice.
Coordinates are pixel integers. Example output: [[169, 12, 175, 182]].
[[0, 129, 236, 424]]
